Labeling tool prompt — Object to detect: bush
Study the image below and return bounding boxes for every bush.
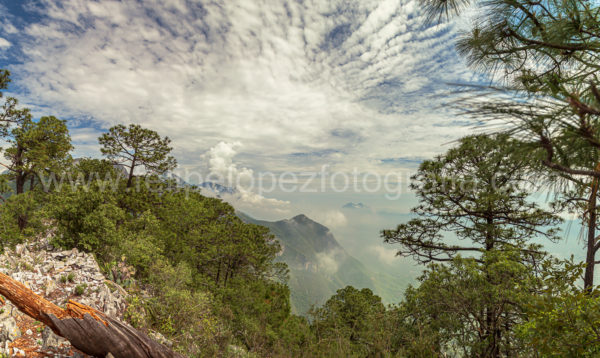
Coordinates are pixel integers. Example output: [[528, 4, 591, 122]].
[[144, 261, 230, 357], [0, 191, 44, 248], [49, 184, 125, 261]]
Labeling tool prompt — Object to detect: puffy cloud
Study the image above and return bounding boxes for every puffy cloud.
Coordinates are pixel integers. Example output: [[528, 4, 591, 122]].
[[316, 249, 342, 276], [206, 141, 253, 185], [201, 141, 291, 216], [222, 187, 291, 216]]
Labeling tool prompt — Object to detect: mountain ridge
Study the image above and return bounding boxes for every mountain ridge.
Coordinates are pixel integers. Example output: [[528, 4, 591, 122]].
[[238, 212, 376, 314]]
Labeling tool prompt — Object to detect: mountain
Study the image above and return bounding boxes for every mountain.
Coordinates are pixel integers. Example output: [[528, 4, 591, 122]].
[[342, 202, 370, 210], [239, 213, 377, 314], [199, 181, 237, 196]]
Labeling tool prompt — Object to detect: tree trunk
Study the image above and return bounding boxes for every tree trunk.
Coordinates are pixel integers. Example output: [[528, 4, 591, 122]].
[[127, 158, 136, 188], [483, 215, 500, 357], [15, 173, 25, 195], [14, 145, 25, 195], [585, 178, 598, 291], [15, 171, 27, 231], [0, 272, 184, 358], [584, 161, 600, 291]]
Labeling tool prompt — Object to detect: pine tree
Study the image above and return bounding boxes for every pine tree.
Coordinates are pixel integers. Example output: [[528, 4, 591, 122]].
[[3, 116, 73, 196], [383, 134, 560, 356], [422, 0, 600, 289], [99, 124, 176, 188]]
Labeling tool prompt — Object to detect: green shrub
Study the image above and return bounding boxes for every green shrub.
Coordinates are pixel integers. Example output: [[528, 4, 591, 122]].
[[49, 185, 125, 261], [0, 191, 44, 249]]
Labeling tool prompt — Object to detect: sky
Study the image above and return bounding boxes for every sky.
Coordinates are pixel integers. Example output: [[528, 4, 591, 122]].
[[3, 0, 581, 285], [0, 0, 478, 172]]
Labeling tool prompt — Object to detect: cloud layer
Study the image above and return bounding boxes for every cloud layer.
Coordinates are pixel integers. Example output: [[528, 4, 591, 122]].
[[200, 141, 291, 215], [0, 0, 477, 176]]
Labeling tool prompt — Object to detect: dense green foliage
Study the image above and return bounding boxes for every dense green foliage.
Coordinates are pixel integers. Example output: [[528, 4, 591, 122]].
[[49, 174, 296, 356], [423, 0, 600, 289], [383, 134, 560, 263], [309, 286, 398, 356], [382, 134, 562, 356]]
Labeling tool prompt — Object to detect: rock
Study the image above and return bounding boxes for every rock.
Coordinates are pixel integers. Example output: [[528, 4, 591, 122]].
[[149, 330, 173, 348], [42, 263, 53, 274], [42, 326, 69, 350], [2, 341, 8, 355], [0, 306, 20, 342], [15, 244, 26, 256], [45, 277, 57, 296], [0, 231, 131, 356]]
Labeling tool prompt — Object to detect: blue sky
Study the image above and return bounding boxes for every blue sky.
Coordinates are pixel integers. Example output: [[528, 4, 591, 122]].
[[0, 0, 501, 279], [0, 0, 478, 171]]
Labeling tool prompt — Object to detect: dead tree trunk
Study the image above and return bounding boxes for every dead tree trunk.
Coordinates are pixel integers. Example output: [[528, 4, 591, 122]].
[[0, 272, 185, 358]]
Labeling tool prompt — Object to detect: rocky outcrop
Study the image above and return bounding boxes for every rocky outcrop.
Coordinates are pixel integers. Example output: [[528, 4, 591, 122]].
[[0, 237, 128, 357], [0, 306, 20, 342]]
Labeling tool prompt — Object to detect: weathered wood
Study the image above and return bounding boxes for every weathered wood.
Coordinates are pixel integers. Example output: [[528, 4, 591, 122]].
[[0, 272, 185, 358]]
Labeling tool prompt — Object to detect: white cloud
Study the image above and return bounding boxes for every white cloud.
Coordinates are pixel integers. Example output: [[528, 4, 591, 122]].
[[202, 141, 291, 215], [69, 127, 103, 158], [1, 23, 17, 35], [403, 76, 429, 92], [317, 210, 348, 229], [4, 0, 477, 176], [206, 141, 253, 185], [369, 245, 399, 265], [221, 187, 291, 216], [316, 249, 343, 276], [0, 37, 10, 49]]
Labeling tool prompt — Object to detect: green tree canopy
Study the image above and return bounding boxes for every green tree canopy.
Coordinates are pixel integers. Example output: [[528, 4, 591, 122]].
[[383, 134, 561, 356], [0, 70, 31, 137], [382, 134, 560, 263], [398, 251, 548, 357], [99, 124, 176, 188], [310, 286, 395, 357], [3, 116, 73, 196], [422, 0, 600, 289]]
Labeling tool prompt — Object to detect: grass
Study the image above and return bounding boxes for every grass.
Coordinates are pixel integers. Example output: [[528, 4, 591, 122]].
[[74, 284, 87, 296], [60, 272, 75, 284]]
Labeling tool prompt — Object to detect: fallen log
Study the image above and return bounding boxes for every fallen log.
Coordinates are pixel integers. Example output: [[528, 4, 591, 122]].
[[0, 272, 185, 358]]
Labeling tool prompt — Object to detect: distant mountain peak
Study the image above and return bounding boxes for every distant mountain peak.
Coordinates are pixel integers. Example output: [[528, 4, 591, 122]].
[[288, 214, 332, 232], [342, 202, 370, 210], [238, 211, 373, 314], [199, 181, 237, 196], [291, 214, 310, 222]]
